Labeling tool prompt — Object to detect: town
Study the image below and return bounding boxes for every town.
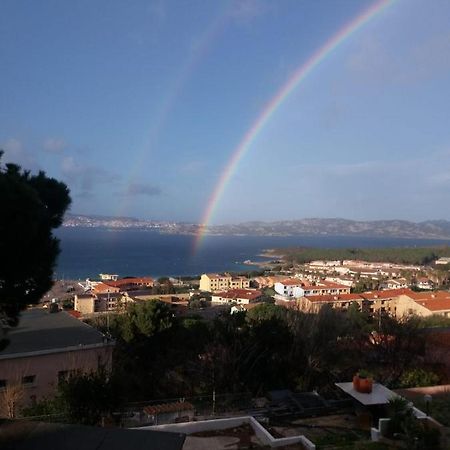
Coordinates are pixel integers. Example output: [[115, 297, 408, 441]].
[[2, 254, 450, 448]]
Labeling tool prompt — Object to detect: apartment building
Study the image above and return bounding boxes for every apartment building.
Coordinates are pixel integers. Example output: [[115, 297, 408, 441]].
[[296, 288, 450, 319], [296, 293, 366, 313], [395, 291, 450, 317], [74, 292, 133, 314], [200, 273, 250, 292]]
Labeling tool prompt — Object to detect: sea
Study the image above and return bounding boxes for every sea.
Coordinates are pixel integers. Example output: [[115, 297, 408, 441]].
[[54, 228, 450, 280]]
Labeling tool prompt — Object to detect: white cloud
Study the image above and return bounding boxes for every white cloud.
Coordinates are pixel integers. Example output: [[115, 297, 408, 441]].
[[122, 182, 162, 197], [43, 137, 67, 153], [60, 156, 120, 198], [1, 138, 40, 170]]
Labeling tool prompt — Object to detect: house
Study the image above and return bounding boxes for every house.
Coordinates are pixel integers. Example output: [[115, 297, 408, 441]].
[[230, 303, 263, 314], [0, 308, 114, 414], [251, 275, 285, 289], [435, 257, 450, 265], [211, 289, 262, 305], [325, 276, 354, 287], [414, 276, 434, 290], [274, 279, 305, 297], [379, 278, 409, 290], [92, 282, 121, 295], [99, 273, 119, 281], [199, 273, 250, 292], [275, 279, 350, 299], [74, 293, 97, 314]]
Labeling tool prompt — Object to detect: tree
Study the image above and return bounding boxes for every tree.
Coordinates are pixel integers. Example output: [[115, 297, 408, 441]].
[[118, 301, 174, 342], [56, 369, 121, 425], [0, 381, 24, 418], [0, 153, 71, 347]]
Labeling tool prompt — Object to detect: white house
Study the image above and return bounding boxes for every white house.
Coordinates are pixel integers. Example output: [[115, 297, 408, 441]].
[[211, 289, 262, 305]]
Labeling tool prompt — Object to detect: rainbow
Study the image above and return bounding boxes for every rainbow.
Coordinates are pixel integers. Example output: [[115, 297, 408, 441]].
[[193, 0, 395, 252]]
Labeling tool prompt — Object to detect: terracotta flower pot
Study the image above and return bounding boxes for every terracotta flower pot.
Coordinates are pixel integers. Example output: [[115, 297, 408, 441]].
[[353, 375, 360, 391], [358, 377, 373, 393]]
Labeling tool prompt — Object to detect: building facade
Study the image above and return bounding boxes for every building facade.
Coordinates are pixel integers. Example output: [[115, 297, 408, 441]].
[[0, 309, 114, 415], [200, 273, 250, 292]]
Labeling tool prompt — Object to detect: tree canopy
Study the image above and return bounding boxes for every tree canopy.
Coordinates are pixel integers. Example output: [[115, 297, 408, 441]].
[[0, 152, 71, 345]]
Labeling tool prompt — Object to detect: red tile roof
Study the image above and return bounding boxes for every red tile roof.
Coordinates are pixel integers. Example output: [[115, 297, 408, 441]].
[[144, 401, 194, 415], [279, 279, 306, 286], [415, 299, 450, 312], [362, 288, 413, 300], [105, 277, 154, 288], [214, 289, 262, 300], [305, 293, 364, 303], [406, 291, 450, 312], [93, 282, 120, 293]]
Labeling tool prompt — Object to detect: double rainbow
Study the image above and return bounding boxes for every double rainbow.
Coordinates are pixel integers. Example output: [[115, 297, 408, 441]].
[[194, 0, 394, 252]]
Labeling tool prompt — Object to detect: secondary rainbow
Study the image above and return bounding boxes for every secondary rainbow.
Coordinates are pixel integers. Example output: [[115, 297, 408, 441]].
[[194, 0, 395, 252], [115, 3, 231, 218]]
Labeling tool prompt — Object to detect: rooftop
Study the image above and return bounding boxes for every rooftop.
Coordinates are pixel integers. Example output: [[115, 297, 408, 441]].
[[214, 289, 262, 300], [144, 401, 194, 416], [0, 421, 185, 450], [361, 288, 413, 299], [304, 293, 363, 303], [0, 308, 110, 358], [104, 277, 154, 288], [279, 279, 306, 286]]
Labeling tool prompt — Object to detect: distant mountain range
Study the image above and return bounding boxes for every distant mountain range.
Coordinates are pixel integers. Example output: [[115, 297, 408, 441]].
[[63, 214, 450, 240]]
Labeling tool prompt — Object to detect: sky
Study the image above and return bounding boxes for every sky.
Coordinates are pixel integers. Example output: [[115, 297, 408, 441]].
[[1, 0, 450, 224]]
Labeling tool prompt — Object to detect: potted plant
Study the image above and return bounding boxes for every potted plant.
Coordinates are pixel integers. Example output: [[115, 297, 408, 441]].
[[353, 369, 374, 393]]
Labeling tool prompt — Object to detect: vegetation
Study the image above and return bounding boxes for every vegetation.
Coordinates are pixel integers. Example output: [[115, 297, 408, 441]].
[[22, 368, 121, 426], [0, 153, 71, 348], [398, 368, 440, 388], [79, 301, 439, 405], [276, 246, 450, 266], [23, 301, 447, 447], [386, 397, 441, 449]]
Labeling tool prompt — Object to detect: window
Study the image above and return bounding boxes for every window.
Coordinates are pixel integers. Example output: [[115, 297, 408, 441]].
[[22, 375, 36, 385]]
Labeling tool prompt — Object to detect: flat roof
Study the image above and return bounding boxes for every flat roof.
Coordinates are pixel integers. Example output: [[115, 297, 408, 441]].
[[0, 308, 110, 358], [0, 421, 185, 450], [335, 382, 399, 405]]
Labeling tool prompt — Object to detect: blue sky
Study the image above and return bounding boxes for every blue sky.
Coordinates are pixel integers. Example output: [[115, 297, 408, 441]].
[[1, 0, 450, 224]]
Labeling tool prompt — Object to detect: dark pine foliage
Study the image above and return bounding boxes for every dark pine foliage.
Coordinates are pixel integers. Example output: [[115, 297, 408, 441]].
[[0, 152, 71, 347]]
